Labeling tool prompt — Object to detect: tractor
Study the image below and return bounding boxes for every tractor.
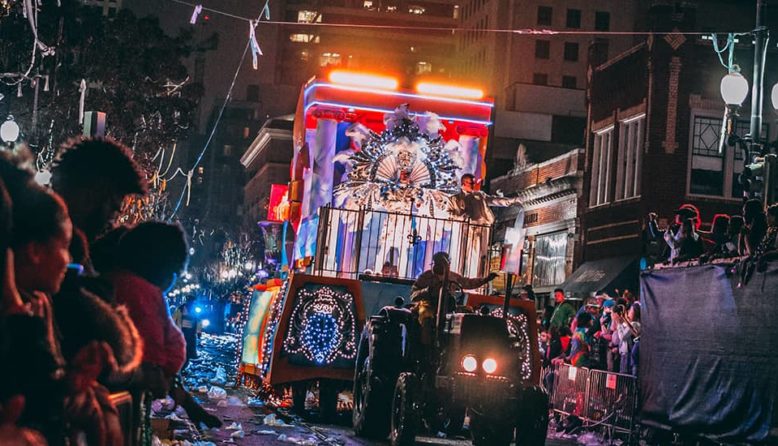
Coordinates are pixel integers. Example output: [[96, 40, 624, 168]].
[[352, 264, 549, 445]]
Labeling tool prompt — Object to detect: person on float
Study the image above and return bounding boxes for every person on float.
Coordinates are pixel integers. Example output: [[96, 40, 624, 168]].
[[448, 173, 522, 277]]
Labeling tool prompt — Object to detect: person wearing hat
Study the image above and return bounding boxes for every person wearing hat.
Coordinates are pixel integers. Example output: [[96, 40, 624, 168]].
[[411, 252, 497, 344]]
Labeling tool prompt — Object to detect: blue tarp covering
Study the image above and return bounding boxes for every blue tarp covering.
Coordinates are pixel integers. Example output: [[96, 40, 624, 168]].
[[639, 263, 778, 442]]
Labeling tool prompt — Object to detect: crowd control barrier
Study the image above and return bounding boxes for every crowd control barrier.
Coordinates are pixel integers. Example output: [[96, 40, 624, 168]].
[[546, 364, 638, 438]]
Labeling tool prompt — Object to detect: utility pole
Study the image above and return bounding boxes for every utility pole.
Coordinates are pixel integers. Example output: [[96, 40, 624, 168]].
[[750, 0, 768, 147]]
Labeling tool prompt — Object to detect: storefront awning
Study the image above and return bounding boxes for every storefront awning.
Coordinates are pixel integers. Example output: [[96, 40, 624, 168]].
[[560, 255, 639, 296]]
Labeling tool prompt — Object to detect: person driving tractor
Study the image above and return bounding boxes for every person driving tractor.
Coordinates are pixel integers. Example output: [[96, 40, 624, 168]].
[[411, 252, 497, 344]]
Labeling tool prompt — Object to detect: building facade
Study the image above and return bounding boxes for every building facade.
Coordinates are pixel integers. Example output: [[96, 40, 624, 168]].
[[458, 0, 644, 180], [490, 149, 585, 294], [580, 3, 778, 284]]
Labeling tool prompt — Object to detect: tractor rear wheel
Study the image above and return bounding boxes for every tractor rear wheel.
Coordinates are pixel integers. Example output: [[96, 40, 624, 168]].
[[390, 373, 418, 446], [353, 335, 391, 439]]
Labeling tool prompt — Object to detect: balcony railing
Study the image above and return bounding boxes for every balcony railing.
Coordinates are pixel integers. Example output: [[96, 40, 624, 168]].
[[312, 206, 495, 281]]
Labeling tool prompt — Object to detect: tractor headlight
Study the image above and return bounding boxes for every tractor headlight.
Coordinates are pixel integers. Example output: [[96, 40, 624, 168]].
[[482, 358, 498, 374], [461, 354, 478, 372]]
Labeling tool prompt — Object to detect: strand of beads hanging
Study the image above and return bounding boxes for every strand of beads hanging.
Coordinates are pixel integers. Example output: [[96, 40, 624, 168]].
[[334, 104, 462, 216], [282, 284, 357, 366]]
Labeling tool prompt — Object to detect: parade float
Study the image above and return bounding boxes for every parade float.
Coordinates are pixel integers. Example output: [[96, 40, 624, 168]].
[[237, 71, 536, 413]]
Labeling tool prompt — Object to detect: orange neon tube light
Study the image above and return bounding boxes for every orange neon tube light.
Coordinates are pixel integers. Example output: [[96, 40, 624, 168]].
[[415, 82, 485, 100], [328, 70, 399, 90]]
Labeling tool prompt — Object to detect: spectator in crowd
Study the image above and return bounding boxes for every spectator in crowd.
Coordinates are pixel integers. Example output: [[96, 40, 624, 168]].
[[51, 137, 146, 247], [703, 214, 730, 255], [112, 222, 221, 430], [173, 295, 203, 369], [549, 288, 575, 329], [665, 217, 704, 263], [614, 303, 641, 375], [743, 199, 767, 256], [0, 158, 129, 445], [553, 312, 592, 368], [726, 215, 746, 256]]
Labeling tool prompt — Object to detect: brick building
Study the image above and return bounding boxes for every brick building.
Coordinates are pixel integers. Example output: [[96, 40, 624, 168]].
[[490, 149, 585, 295], [568, 3, 778, 297]]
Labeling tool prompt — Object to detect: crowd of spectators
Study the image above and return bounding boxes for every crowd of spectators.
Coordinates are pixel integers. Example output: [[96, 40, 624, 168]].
[[644, 201, 778, 268], [540, 288, 641, 378], [0, 138, 219, 446]]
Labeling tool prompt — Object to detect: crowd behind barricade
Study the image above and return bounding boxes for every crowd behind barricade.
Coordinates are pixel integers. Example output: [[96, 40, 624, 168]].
[[0, 138, 221, 446], [540, 288, 641, 379]]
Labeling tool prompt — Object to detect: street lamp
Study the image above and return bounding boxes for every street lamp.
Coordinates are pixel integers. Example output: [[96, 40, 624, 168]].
[[0, 116, 19, 145], [720, 72, 750, 106]]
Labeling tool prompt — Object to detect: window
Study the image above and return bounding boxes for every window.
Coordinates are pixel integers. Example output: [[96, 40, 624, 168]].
[[299, 50, 310, 62], [562, 75, 577, 89], [615, 114, 645, 200], [564, 42, 579, 61], [537, 6, 552, 26], [297, 10, 321, 23], [386, 5, 397, 12], [416, 61, 432, 74], [246, 84, 259, 102], [590, 126, 614, 206], [532, 73, 548, 85], [223, 145, 233, 156], [595, 11, 610, 31], [409, 5, 425, 14], [363, 0, 374, 8], [533, 232, 568, 287], [453, 4, 460, 19], [535, 40, 550, 59], [243, 127, 251, 139], [319, 52, 341, 67], [566, 9, 581, 28], [689, 115, 760, 198], [290, 33, 319, 43]]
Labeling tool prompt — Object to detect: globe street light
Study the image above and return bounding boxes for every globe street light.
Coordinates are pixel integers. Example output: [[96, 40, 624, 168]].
[[0, 116, 19, 144], [720, 72, 749, 106]]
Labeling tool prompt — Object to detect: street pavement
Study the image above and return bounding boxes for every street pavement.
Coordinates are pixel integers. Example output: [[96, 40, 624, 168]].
[[150, 333, 580, 446]]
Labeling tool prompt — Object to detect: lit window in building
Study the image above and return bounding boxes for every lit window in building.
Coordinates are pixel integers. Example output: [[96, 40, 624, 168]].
[[320, 52, 342, 67], [453, 4, 460, 19], [416, 61, 432, 74], [533, 232, 568, 287], [590, 125, 614, 206], [297, 10, 321, 23], [615, 114, 645, 200], [290, 34, 320, 43], [363, 0, 374, 9], [223, 145, 233, 156], [300, 50, 310, 62], [689, 116, 760, 198], [243, 127, 251, 139], [386, 5, 398, 12], [409, 5, 425, 14]]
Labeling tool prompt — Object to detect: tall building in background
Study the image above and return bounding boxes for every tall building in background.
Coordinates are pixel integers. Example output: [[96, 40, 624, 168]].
[[276, 0, 462, 88], [81, 0, 122, 16], [458, 0, 643, 181]]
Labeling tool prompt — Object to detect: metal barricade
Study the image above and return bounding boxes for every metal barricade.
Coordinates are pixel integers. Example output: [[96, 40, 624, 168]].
[[547, 364, 638, 436], [550, 363, 590, 418], [587, 369, 638, 433]]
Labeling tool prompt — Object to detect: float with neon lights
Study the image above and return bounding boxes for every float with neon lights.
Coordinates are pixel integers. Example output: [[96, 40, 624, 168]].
[[238, 72, 540, 416]]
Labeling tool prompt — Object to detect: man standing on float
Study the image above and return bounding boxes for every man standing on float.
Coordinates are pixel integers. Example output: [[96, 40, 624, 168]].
[[449, 173, 522, 278]]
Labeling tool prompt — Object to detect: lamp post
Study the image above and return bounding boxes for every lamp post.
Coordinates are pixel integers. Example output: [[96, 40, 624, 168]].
[[719, 0, 778, 204]]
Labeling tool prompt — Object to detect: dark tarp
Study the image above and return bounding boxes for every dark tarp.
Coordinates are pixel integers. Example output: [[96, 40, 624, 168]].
[[560, 255, 638, 296], [639, 263, 778, 443]]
